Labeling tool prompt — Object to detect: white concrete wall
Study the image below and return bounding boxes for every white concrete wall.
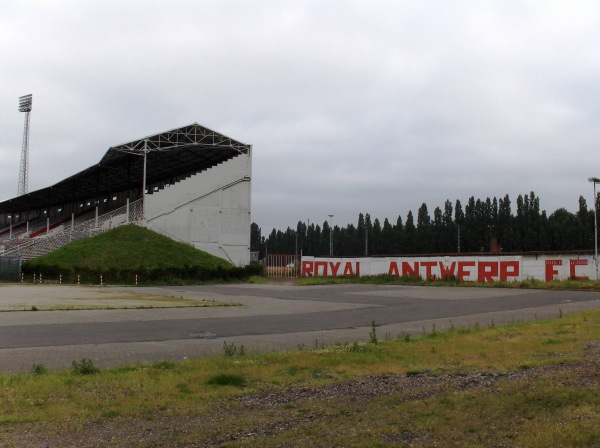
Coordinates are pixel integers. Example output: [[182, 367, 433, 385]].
[[302, 254, 597, 282], [145, 152, 251, 266]]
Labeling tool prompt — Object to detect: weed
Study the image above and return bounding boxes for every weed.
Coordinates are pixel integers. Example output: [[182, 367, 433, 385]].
[[312, 339, 326, 350], [206, 373, 246, 387], [31, 364, 48, 375], [346, 341, 375, 353], [151, 360, 176, 370], [559, 308, 563, 318], [222, 341, 238, 357], [397, 331, 412, 342], [30, 306, 38, 311], [222, 342, 246, 357], [176, 382, 193, 394], [71, 358, 99, 375], [369, 320, 378, 344]]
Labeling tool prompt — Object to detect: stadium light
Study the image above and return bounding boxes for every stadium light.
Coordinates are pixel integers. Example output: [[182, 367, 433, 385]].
[[18, 94, 32, 112], [328, 214, 334, 256], [588, 177, 600, 280], [17, 94, 33, 196]]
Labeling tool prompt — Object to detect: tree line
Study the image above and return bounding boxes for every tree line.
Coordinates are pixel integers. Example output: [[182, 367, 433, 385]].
[[251, 192, 599, 258]]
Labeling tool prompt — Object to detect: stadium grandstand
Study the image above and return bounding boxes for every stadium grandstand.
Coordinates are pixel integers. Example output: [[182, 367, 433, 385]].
[[0, 123, 252, 266]]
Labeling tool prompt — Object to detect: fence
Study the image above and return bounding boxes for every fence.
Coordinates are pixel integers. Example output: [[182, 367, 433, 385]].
[[1, 199, 143, 260], [0, 257, 22, 282], [265, 253, 300, 278]]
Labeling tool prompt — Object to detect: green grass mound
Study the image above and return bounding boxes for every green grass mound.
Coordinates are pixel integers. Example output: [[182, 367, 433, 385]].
[[22, 224, 260, 284]]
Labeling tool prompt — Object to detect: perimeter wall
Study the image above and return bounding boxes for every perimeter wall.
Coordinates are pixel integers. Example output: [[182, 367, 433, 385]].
[[301, 254, 596, 282]]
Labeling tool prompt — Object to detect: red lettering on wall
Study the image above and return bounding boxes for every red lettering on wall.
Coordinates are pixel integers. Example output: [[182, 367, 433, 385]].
[[545, 259, 562, 281], [314, 261, 328, 276], [457, 261, 475, 281], [478, 261, 498, 283], [499, 261, 519, 281], [421, 261, 436, 279], [302, 261, 314, 277], [439, 262, 456, 279], [388, 262, 399, 276], [402, 261, 420, 279], [342, 262, 355, 276], [329, 262, 341, 276], [569, 259, 589, 280]]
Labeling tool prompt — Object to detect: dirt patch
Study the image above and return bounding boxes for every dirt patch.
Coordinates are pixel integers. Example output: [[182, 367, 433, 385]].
[[0, 285, 226, 311]]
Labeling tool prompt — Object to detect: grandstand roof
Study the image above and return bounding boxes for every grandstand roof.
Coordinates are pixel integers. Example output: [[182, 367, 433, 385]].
[[0, 123, 251, 214]]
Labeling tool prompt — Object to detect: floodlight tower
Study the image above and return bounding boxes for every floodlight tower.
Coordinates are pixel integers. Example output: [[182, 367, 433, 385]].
[[18, 94, 33, 196]]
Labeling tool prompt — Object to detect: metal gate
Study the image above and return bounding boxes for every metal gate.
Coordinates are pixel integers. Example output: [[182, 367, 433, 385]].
[[0, 256, 22, 282], [265, 254, 299, 278]]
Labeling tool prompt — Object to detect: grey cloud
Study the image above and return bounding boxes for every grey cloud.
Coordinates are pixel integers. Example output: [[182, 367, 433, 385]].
[[1, 1, 600, 231]]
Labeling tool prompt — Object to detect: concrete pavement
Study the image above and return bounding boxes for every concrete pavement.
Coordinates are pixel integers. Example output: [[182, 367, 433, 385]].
[[0, 283, 598, 373]]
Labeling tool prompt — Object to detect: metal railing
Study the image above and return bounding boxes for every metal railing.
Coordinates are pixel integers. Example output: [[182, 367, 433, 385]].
[[1, 199, 143, 260]]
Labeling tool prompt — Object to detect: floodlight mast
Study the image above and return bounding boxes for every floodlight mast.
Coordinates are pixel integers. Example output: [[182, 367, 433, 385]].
[[18, 94, 33, 196]]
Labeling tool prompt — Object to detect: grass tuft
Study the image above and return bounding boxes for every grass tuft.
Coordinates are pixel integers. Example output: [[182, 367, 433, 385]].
[[205, 373, 247, 387], [71, 358, 100, 375]]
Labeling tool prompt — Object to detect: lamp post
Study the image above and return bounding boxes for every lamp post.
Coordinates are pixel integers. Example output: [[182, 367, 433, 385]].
[[328, 214, 334, 257], [588, 176, 600, 280]]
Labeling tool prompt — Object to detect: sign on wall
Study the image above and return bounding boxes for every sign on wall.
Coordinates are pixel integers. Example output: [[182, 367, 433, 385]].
[[301, 255, 596, 282]]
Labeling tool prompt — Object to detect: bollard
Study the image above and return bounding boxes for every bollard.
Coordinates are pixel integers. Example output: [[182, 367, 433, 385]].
[[100, 273, 103, 287], [77, 273, 80, 286], [40, 273, 43, 284], [21, 272, 24, 283], [59, 273, 62, 285], [33, 273, 36, 283], [135, 274, 138, 286]]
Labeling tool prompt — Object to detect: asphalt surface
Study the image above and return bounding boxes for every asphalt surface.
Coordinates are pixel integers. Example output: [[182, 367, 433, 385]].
[[1, 283, 599, 372]]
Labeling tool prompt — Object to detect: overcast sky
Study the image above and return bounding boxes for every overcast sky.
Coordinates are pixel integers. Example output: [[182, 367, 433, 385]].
[[2, 1, 600, 232]]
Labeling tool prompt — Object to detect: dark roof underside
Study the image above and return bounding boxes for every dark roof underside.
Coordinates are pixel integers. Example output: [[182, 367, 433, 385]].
[[0, 123, 250, 214]]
